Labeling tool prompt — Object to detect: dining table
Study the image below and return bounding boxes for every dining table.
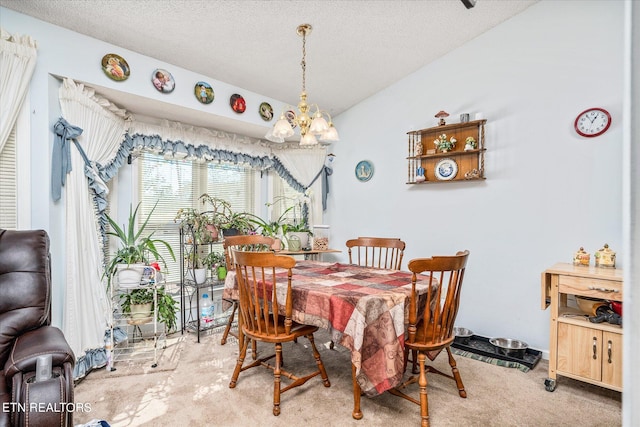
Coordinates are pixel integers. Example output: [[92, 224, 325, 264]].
[[222, 259, 434, 420]]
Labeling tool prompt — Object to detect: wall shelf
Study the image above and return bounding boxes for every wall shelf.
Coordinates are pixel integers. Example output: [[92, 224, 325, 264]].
[[407, 119, 487, 184]]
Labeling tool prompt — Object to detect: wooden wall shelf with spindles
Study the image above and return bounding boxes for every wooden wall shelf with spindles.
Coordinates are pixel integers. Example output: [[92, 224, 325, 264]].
[[406, 119, 486, 184]]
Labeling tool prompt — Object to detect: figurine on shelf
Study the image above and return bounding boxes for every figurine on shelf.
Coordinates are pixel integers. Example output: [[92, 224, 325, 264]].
[[435, 110, 449, 126], [415, 140, 423, 156], [595, 243, 616, 268], [573, 247, 590, 266], [464, 136, 477, 151], [415, 167, 426, 182], [434, 133, 456, 152]]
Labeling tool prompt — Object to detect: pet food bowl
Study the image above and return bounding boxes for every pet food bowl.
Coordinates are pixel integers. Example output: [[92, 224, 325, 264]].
[[453, 327, 474, 344], [489, 338, 528, 359]]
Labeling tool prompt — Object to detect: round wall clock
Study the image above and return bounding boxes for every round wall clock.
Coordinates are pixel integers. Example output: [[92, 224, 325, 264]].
[[574, 107, 611, 137], [355, 160, 374, 182]]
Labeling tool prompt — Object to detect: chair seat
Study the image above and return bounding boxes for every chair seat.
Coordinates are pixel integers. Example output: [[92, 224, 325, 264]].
[[242, 318, 319, 343], [405, 322, 454, 360]]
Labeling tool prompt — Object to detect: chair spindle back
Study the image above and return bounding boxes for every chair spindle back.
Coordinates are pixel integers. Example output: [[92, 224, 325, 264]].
[[233, 250, 296, 338], [346, 237, 406, 270], [407, 250, 470, 350]]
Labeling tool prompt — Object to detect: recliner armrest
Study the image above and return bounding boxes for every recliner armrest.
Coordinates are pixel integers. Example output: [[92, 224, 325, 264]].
[[4, 327, 75, 379]]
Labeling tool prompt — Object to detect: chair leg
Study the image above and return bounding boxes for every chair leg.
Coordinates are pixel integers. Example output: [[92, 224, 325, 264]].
[[417, 352, 430, 427], [273, 343, 283, 416], [220, 301, 237, 345], [307, 334, 330, 387], [446, 346, 466, 398], [229, 336, 248, 388]]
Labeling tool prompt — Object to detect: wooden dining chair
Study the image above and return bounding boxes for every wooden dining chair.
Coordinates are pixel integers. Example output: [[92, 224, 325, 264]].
[[220, 234, 275, 346], [388, 250, 470, 427], [346, 237, 406, 270], [229, 250, 331, 416]]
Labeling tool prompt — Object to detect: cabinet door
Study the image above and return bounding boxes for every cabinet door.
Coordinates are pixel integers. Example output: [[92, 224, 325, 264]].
[[601, 331, 622, 388], [557, 323, 601, 381]]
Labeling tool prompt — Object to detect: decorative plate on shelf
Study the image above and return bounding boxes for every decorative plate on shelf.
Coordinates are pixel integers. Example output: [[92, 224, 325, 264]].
[[101, 53, 130, 81], [285, 109, 297, 128], [194, 81, 214, 104], [151, 68, 175, 93], [230, 94, 246, 113], [434, 158, 458, 181], [355, 160, 374, 182], [259, 102, 274, 121]]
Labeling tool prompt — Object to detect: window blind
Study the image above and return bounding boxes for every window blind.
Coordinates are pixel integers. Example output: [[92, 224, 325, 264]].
[[138, 153, 256, 283], [0, 127, 17, 229]]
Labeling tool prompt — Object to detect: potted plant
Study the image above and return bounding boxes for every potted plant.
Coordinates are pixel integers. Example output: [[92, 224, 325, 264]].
[[198, 193, 253, 236], [174, 208, 218, 244], [203, 251, 227, 280], [105, 202, 176, 288], [120, 286, 178, 332], [283, 219, 312, 250], [184, 246, 208, 284], [245, 213, 290, 250]]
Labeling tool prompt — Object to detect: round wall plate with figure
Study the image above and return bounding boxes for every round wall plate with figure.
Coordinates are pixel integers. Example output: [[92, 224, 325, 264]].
[[434, 158, 458, 181], [355, 160, 374, 182], [101, 53, 130, 81]]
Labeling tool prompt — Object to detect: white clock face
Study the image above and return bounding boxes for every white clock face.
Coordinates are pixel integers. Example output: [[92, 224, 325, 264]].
[[575, 108, 611, 137]]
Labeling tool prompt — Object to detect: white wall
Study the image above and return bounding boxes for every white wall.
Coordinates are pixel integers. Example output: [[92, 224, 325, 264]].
[[0, 8, 291, 326], [327, 0, 625, 353], [0, 1, 627, 354]]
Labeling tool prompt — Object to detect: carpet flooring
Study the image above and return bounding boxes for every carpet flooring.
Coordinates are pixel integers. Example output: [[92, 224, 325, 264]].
[[73, 327, 621, 427]]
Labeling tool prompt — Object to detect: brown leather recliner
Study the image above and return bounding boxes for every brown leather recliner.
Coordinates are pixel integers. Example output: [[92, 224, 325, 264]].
[[0, 229, 75, 427]]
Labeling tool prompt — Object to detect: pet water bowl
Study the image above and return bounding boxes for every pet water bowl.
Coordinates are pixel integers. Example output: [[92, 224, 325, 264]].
[[489, 338, 528, 359], [453, 327, 474, 345]]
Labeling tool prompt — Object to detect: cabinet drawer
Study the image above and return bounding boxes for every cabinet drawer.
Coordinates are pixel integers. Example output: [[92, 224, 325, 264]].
[[558, 275, 623, 300]]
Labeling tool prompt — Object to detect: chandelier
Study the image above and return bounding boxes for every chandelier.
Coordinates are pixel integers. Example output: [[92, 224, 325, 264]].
[[265, 24, 340, 145]]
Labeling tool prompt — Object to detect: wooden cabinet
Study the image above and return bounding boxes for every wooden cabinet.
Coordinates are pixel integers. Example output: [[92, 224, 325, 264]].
[[541, 263, 623, 392], [406, 119, 486, 184]]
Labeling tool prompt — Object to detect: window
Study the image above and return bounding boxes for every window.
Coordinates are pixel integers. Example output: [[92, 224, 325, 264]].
[[272, 176, 306, 225], [0, 127, 17, 229], [138, 153, 256, 283]]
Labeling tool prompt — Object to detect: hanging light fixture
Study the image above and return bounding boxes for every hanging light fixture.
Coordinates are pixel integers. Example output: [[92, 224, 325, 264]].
[[265, 24, 339, 145]]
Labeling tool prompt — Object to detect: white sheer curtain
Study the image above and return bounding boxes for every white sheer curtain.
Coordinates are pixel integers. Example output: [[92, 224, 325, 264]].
[[272, 146, 328, 226], [58, 78, 130, 359], [0, 27, 37, 152]]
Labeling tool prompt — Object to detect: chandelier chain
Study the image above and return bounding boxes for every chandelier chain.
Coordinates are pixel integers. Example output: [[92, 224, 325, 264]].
[[300, 31, 306, 93]]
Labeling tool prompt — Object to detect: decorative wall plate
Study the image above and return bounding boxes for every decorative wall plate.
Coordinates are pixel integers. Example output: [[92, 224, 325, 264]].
[[355, 160, 374, 182], [230, 94, 246, 113], [259, 102, 274, 121], [434, 158, 458, 180], [151, 69, 175, 93], [101, 53, 130, 81], [194, 81, 214, 104], [285, 110, 297, 128]]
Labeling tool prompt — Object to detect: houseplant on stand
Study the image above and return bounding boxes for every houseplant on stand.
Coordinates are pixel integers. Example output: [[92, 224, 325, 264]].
[[203, 251, 227, 281], [105, 202, 176, 288], [198, 193, 253, 236], [120, 286, 179, 332]]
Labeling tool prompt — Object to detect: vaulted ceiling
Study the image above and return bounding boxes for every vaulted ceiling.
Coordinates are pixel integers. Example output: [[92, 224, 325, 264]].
[[2, 0, 538, 136]]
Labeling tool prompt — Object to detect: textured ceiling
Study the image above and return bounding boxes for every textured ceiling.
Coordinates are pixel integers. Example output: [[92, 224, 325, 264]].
[[1, 0, 538, 136]]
